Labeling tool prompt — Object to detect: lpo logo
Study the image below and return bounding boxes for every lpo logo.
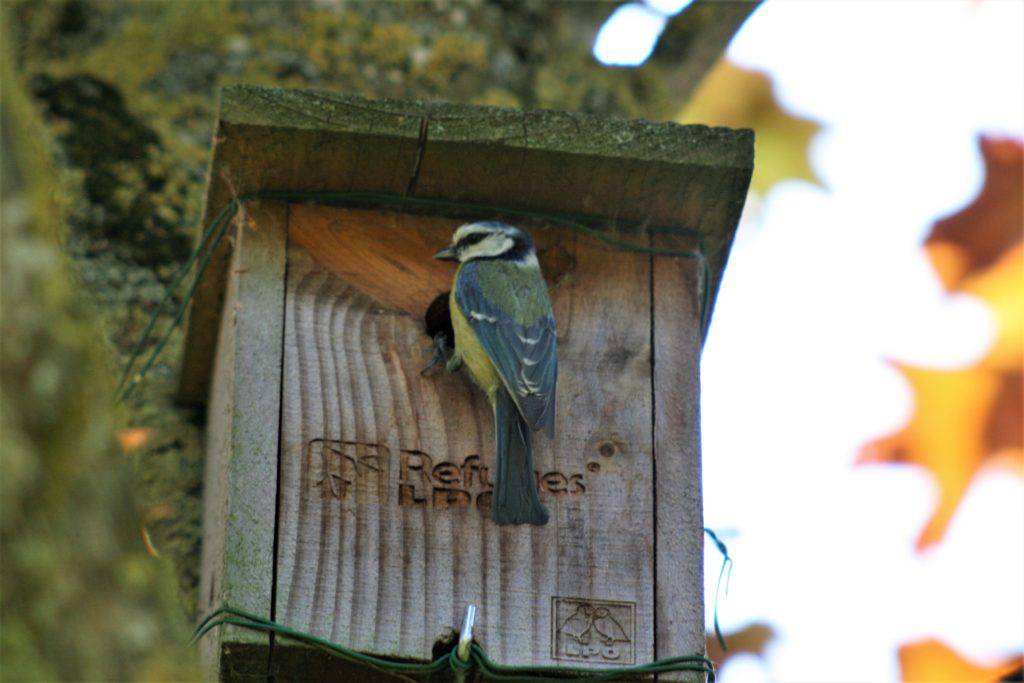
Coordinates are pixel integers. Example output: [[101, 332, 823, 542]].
[[551, 597, 635, 665]]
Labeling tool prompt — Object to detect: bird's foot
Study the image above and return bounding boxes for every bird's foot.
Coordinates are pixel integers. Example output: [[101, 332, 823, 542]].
[[445, 352, 463, 374], [421, 333, 454, 376]]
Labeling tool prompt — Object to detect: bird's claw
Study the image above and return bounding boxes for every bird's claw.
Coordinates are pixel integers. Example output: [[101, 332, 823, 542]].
[[445, 353, 463, 373], [421, 332, 455, 376]]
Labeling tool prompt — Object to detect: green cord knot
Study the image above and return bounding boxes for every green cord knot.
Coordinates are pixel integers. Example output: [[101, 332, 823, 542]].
[[448, 647, 474, 673]]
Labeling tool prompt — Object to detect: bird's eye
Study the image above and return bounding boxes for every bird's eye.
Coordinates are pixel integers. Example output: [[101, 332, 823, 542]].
[[456, 232, 489, 249]]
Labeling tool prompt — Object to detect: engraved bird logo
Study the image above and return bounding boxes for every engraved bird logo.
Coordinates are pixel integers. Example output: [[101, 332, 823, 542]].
[[557, 603, 630, 646], [557, 604, 593, 644], [590, 606, 629, 645]]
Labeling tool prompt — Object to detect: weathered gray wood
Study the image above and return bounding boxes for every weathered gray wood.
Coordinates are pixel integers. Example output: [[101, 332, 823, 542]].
[[272, 209, 656, 671], [653, 234, 707, 681], [179, 85, 753, 406], [197, 201, 288, 680]]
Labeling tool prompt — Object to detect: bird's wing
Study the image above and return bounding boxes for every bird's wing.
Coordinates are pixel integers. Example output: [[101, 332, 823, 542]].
[[455, 261, 557, 435]]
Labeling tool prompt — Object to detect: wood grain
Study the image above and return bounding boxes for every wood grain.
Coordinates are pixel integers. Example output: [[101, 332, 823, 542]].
[[197, 201, 288, 680], [288, 206, 455, 317], [273, 208, 657, 671], [178, 86, 753, 407], [653, 233, 706, 681]]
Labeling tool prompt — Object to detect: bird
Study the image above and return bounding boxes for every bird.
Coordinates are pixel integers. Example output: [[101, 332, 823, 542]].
[[433, 221, 557, 526]]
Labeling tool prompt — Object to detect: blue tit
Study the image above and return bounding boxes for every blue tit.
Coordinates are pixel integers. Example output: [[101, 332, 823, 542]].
[[434, 221, 556, 526]]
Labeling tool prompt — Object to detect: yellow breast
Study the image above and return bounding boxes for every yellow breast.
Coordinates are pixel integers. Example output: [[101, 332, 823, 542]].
[[449, 286, 501, 404]]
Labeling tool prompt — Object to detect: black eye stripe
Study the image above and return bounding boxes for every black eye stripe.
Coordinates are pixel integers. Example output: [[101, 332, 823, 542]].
[[456, 232, 490, 249]]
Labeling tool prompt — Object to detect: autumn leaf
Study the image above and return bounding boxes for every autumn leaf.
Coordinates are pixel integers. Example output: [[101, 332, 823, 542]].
[[115, 427, 152, 455], [926, 137, 1023, 291], [679, 59, 821, 194], [705, 622, 775, 672], [959, 243, 1024, 375], [858, 362, 1016, 549], [140, 503, 174, 559], [963, 243, 1024, 470], [899, 639, 1022, 682], [858, 137, 1023, 550], [140, 526, 160, 559]]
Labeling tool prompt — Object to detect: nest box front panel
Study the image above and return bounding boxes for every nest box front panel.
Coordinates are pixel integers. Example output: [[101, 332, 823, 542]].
[[274, 206, 656, 668]]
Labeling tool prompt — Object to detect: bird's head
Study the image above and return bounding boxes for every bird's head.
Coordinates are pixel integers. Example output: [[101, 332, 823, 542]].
[[434, 221, 537, 266]]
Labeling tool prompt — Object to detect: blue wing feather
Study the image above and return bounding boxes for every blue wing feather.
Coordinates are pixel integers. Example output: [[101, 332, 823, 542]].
[[455, 261, 557, 436]]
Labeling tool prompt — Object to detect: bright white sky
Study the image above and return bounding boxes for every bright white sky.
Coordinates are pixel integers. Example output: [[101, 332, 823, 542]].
[[598, 2, 1024, 681]]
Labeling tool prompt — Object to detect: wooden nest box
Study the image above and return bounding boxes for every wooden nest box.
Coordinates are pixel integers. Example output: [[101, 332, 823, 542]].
[[182, 85, 752, 681]]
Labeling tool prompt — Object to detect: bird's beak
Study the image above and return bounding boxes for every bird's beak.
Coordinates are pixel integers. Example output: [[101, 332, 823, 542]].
[[433, 246, 458, 261]]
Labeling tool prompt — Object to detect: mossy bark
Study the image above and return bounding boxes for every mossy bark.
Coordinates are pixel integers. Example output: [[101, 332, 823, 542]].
[[0, 15, 200, 680]]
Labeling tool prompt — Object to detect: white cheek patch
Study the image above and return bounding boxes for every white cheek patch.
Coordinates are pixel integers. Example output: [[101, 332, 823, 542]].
[[460, 235, 514, 261], [453, 224, 491, 244], [516, 253, 540, 269]]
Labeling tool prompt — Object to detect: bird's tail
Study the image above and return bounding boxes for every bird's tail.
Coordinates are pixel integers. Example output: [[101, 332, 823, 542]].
[[492, 388, 549, 526]]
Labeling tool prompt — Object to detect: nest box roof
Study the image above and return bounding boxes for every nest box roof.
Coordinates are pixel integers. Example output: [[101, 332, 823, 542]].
[[178, 85, 753, 406]]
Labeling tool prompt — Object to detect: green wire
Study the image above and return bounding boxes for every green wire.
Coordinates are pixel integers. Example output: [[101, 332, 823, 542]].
[[703, 527, 733, 653], [193, 606, 449, 682], [115, 200, 237, 398], [117, 190, 711, 401], [117, 200, 238, 402], [469, 643, 714, 682], [193, 605, 715, 682]]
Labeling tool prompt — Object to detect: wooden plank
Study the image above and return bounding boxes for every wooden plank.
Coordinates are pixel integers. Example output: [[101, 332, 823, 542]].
[[288, 206, 454, 316], [178, 86, 753, 407], [653, 233, 706, 681], [546, 229, 655, 670], [196, 201, 288, 680], [197, 211, 239, 680], [272, 208, 655, 671]]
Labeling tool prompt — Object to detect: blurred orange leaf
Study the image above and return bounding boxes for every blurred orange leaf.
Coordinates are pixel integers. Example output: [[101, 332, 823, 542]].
[[140, 504, 173, 559], [706, 622, 775, 672], [959, 243, 1024, 374], [926, 137, 1023, 290], [141, 526, 160, 559], [899, 639, 1022, 682], [859, 137, 1023, 550], [858, 362, 1017, 548], [143, 503, 174, 524], [116, 427, 152, 455], [679, 60, 820, 194]]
